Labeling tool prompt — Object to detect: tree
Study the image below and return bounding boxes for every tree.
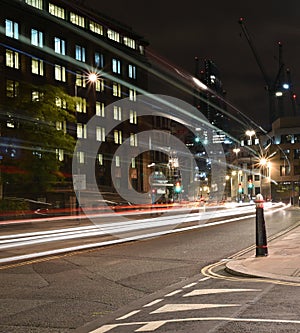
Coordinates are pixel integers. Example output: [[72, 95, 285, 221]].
[[0, 83, 76, 198]]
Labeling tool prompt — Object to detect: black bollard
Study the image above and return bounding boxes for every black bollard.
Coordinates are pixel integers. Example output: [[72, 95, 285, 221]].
[[255, 194, 268, 257]]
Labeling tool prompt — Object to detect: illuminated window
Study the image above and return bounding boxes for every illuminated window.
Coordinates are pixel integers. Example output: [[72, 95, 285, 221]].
[[25, 0, 43, 9], [280, 165, 291, 176], [114, 130, 122, 144], [5, 19, 19, 39], [6, 80, 19, 97], [56, 149, 64, 161], [128, 64, 136, 79], [75, 72, 86, 88], [77, 151, 85, 164], [129, 88, 136, 101], [6, 49, 19, 69], [55, 97, 67, 109], [98, 153, 103, 165], [77, 123, 87, 139], [124, 37, 136, 49], [95, 79, 104, 92], [96, 102, 105, 117], [70, 12, 85, 28], [31, 90, 43, 101], [90, 21, 103, 35], [56, 121, 67, 133], [54, 64, 66, 81], [49, 3, 65, 19], [76, 98, 87, 113], [130, 133, 138, 146], [31, 58, 44, 76], [112, 58, 121, 74], [95, 52, 104, 68], [115, 155, 120, 167], [129, 110, 137, 124], [31, 29, 43, 47], [113, 106, 122, 120], [131, 158, 136, 168], [96, 126, 105, 141], [107, 29, 120, 42], [112, 82, 121, 97], [75, 45, 86, 62], [54, 37, 66, 55]]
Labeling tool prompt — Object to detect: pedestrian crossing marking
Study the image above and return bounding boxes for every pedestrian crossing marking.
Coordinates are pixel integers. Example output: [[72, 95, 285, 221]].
[[150, 303, 240, 314], [143, 299, 163, 307], [184, 288, 261, 297], [116, 310, 140, 320]]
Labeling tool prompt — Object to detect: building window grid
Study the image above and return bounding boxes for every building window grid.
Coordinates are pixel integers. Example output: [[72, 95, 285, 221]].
[[77, 123, 87, 139], [31, 90, 44, 101], [123, 37, 136, 49], [5, 19, 19, 39], [95, 52, 104, 68], [115, 155, 120, 167], [128, 64, 136, 79], [129, 110, 137, 124], [6, 49, 19, 69], [96, 102, 105, 117], [75, 45, 86, 62], [96, 126, 105, 141], [54, 64, 66, 81], [114, 130, 122, 144], [130, 133, 138, 147], [31, 29, 43, 47], [107, 29, 120, 42], [112, 82, 121, 97], [6, 80, 19, 97], [76, 98, 87, 113], [90, 21, 103, 35], [129, 88, 136, 101], [54, 37, 66, 55], [131, 158, 136, 168], [113, 106, 122, 120], [95, 79, 105, 92], [25, 0, 43, 9], [49, 3, 65, 19], [70, 12, 85, 28], [98, 153, 103, 165], [31, 58, 44, 76], [56, 148, 64, 161], [112, 58, 121, 74]]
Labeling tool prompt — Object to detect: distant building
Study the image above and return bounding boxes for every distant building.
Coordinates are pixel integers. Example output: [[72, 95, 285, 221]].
[[261, 116, 300, 203]]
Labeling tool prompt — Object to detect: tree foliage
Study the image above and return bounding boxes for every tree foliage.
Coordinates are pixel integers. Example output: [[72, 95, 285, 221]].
[[0, 84, 77, 197]]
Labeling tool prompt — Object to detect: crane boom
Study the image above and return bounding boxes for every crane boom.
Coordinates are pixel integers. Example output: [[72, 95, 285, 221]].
[[238, 17, 270, 89]]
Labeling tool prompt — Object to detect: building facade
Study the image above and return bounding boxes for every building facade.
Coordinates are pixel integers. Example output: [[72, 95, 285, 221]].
[[0, 0, 150, 208]]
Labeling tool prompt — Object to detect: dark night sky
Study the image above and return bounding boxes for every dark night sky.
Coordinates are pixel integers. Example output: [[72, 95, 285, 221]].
[[86, 0, 300, 130]]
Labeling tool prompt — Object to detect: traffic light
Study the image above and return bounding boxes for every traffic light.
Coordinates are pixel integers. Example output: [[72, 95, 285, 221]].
[[175, 181, 182, 193]]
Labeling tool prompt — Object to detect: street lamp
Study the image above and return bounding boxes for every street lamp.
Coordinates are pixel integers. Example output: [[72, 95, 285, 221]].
[[245, 130, 255, 145]]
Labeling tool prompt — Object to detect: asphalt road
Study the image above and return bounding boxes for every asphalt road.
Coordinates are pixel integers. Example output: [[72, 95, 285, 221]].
[[0, 206, 299, 332]]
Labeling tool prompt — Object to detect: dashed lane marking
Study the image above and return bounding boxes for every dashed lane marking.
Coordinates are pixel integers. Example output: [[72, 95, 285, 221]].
[[143, 299, 164, 308], [164, 289, 182, 297], [116, 310, 140, 320], [182, 282, 198, 289]]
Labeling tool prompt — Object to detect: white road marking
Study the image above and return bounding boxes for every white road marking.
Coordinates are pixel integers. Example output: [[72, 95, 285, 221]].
[[116, 310, 140, 320], [164, 289, 182, 297], [184, 288, 261, 297], [143, 299, 164, 307], [198, 277, 210, 282], [135, 321, 165, 331], [150, 303, 240, 314], [183, 282, 198, 289], [89, 317, 300, 332]]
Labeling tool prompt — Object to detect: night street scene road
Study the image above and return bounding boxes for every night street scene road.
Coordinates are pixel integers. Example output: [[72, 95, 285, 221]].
[[0, 1, 300, 332]]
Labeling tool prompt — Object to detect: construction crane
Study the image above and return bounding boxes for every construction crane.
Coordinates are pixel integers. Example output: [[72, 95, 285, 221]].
[[238, 18, 297, 124]]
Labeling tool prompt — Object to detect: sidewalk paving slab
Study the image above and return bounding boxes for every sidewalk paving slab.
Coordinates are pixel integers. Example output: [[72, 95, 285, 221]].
[[226, 224, 300, 283]]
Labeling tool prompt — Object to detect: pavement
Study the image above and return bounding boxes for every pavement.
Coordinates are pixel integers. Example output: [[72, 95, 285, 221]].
[[226, 222, 300, 283]]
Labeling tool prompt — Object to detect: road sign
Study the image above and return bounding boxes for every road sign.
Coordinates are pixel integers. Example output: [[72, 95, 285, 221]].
[[73, 174, 86, 190]]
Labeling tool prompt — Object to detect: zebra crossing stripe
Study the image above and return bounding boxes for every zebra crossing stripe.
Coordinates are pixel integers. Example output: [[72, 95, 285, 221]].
[[150, 303, 240, 313], [184, 288, 261, 297]]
